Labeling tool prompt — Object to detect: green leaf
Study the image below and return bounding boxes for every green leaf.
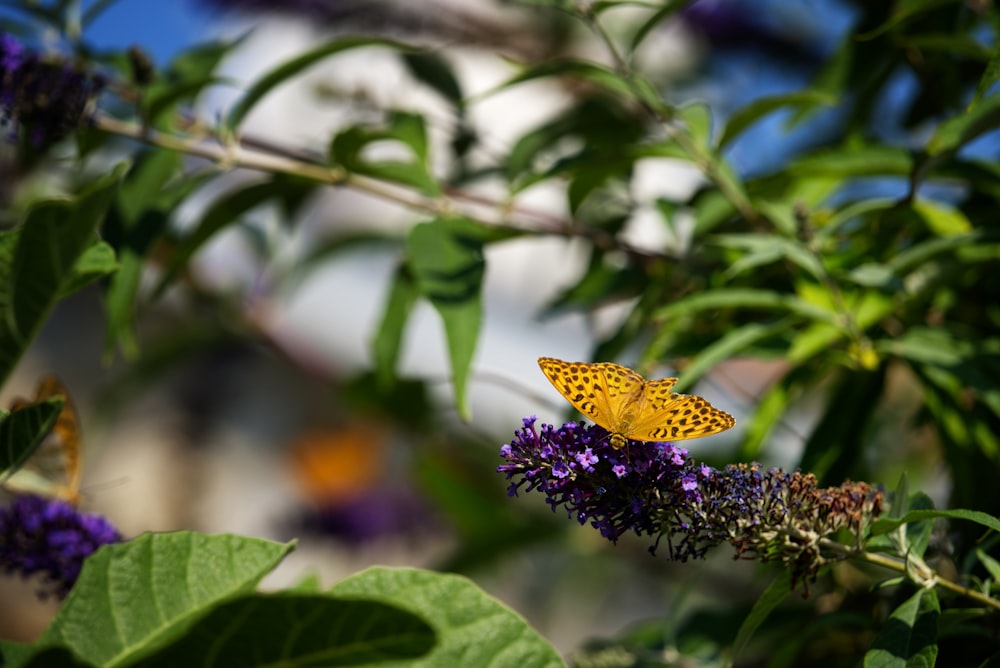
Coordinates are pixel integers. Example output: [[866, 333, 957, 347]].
[[887, 231, 987, 276], [226, 36, 419, 131], [0, 397, 63, 482], [977, 549, 1000, 583], [713, 234, 826, 282], [3, 532, 294, 668], [789, 146, 913, 178], [655, 287, 839, 325], [330, 567, 563, 668], [674, 319, 793, 393], [144, 40, 240, 127], [401, 52, 464, 108], [330, 112, 439, 196], [972, 53, 1000, 108], [154, 177, 313, 296], [787, 291, 893, 364], [405, 218, 485, 421], [59, 240, 118, 298], [137, 594, 435, 667], [0, 167, 123, 388], [487, 58, 635, 102], [105, 152, 207, 356], [870, 508, 1000, 538], [116, 150, 184, 228], [720, 90, 836, 149], [863, 588, 939, 668], [627, 0, 687, 52], [911, 199, 972, 235], [927, 94, 1000, 156], [677, 102, 712, 148], [732, 571, 792, 661], [856, 0, 955, 40], [845, 263, 900, 290], [737, 365, 817, 461], [373, 263, 420, 388], [799, 367, 886, 482]]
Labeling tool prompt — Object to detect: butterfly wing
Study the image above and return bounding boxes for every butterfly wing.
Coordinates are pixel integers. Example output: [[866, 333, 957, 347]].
[[538, 358, 639, 431], [589, 362, 646, 430], [4, 376, 81, 504], [629, 379, 735, 442]]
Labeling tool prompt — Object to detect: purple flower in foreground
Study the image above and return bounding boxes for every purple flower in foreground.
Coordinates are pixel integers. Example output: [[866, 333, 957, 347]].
[[0, 32, 106, 147], [499, 417, 883, 590], [0, 494, 122, 598]]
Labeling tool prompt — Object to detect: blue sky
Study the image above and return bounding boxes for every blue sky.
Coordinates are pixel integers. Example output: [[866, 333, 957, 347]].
[[84, 0, 204, 65]]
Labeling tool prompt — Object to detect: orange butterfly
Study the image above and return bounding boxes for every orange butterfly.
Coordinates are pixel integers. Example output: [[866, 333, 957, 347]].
[[3, 375, 82, 505], [538, 357, 735, 449]]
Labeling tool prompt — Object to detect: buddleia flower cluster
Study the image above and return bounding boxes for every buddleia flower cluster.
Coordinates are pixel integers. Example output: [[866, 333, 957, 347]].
[[0, 33, 106, 147], [0, 494, 123, 598], [498, 417, 883, 589]]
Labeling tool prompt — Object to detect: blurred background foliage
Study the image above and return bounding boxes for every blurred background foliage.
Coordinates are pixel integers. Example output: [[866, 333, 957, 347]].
[[1, 0, 999, 663]]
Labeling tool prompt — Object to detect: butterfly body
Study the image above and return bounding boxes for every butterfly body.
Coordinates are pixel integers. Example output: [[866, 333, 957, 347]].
[[537, 357, 735, 448]]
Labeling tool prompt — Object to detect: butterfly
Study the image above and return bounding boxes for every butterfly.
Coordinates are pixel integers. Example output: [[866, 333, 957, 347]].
[[2, 376, 82, 505], [538, 357, 735, 449]]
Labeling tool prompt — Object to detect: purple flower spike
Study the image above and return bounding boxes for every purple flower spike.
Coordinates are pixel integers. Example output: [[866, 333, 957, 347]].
[[0, 32, 106, 148], [499, 417, 883, 591], [0, 494, 123, 599]]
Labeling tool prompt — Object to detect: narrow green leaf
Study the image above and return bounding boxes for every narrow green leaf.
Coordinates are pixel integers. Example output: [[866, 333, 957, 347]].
[[0, 168, 123, 388], [845, 263, 900, 290], [927, 95, 1000, 156], [864, 588, 939, 668], [890, 473, 910, 520], [798, 368, 886, 481], [912, 199, 972, 235], [486, 58, 636, 102], [737, 365, 817, 461], [787, 291, 893, 364], [720, 90, 836, 149], [355, 161, 440, 196], [373, 263, 420, 388], [143, 40, 240, 127], [406, 218, 486, 421], [116, 150, 183, 226], [856, 0, 954, 40], [816, 198, 897, 243], [138, 594, 435, 667], [675, 319, 793, 393], [713, 234, 826, 282], [331, 113, 439, 196], [732, 571, 792, 660], [870, 508, 1000, 538], [155, 177, 312, 296], [0, 397, 62, 482], [677, 102, 712, 148], [401, 52, 464, 108], [789, 146, 912, 178], [976, 549, 1000, 582], [655, 287, 839, 325], [627, 1, 687, 52], [888, 231, 988, 275], [972, 52, 1000, 108], [5, 532, 294, 668], [226, 36, 419, 131], [331, 566, 563, 668], [59, 240, 118, 298]]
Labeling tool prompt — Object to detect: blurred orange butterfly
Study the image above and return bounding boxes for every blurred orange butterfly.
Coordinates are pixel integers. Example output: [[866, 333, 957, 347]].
[[2, 376, 82, 505]]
